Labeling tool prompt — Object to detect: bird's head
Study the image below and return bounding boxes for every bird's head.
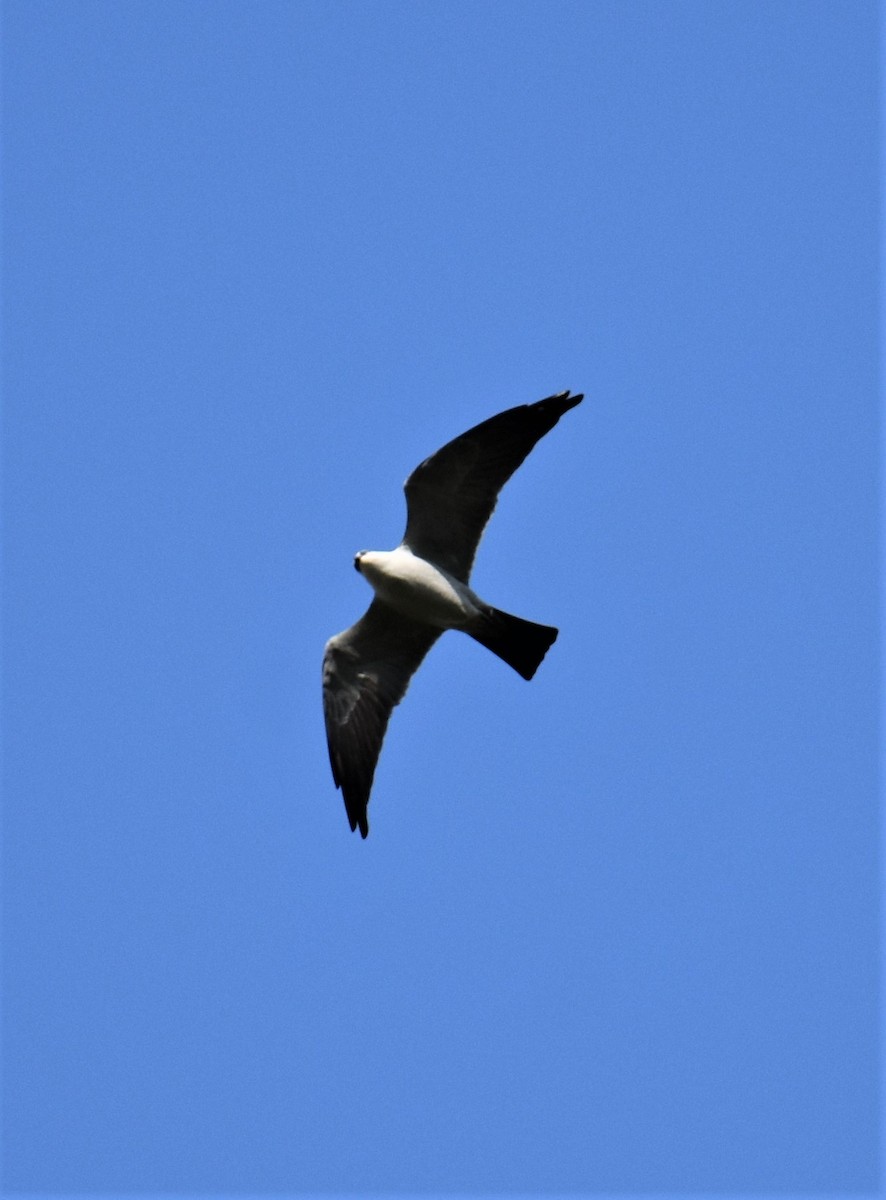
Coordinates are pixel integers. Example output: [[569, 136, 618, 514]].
[[354, 551, 367, 573]]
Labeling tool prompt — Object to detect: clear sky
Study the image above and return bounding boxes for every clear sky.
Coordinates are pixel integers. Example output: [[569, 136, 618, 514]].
[[2, 1, 879, 1197]]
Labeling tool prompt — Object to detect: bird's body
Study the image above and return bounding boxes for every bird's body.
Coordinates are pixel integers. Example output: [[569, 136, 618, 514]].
[[323, 390, 583, 837], [354, 547, 483, 629]]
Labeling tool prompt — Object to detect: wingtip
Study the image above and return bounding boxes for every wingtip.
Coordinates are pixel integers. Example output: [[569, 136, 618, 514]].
[[560, 390, 584, 409], [540, 389, 584, 413], [344, 803, 369, 838]]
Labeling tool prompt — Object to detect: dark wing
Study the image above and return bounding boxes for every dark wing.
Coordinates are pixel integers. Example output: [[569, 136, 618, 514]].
[[322, 599, 441, 837], [402, 390, 583, 582]]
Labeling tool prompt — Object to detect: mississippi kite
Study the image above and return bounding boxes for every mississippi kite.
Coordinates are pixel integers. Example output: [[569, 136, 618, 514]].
[[323, 390, 583, 837]]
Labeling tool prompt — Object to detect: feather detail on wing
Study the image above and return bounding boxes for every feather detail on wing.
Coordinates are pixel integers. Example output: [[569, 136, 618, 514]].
[[322, 599, 441, 837], [402, 390, 583, 582]]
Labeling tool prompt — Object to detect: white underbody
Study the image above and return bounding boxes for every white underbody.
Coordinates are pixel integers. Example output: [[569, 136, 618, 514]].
[[356, 547, 485, 629]]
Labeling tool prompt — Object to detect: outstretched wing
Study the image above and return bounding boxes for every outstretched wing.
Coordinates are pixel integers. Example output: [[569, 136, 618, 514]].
[[322, 599, 441, 837], [402, 390, 583, 582]]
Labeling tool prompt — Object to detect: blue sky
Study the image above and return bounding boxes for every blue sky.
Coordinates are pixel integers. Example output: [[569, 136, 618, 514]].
[[2, 1, 879, 1197]]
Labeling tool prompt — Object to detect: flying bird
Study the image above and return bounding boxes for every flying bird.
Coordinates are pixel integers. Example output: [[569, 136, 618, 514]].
[[323, 390, 583, 837]]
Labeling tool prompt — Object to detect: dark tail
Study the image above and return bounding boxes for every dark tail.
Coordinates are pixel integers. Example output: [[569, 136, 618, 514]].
[[468, 608, 558, 680]]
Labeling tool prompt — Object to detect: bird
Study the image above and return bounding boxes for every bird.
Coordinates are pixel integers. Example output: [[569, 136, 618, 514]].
[[322, 390, 584, 837]]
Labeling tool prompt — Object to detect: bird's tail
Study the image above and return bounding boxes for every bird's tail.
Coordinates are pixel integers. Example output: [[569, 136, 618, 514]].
[[468, 607, 558, 681]]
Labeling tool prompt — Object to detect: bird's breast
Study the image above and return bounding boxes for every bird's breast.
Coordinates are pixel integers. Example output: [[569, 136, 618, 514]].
[[359, 548, 480, 628]]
